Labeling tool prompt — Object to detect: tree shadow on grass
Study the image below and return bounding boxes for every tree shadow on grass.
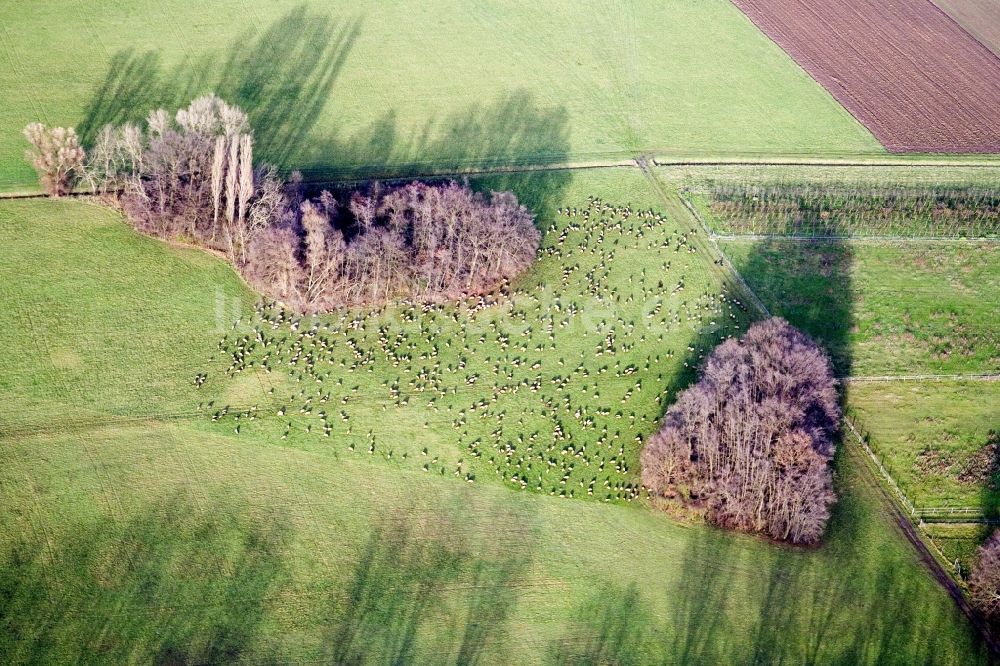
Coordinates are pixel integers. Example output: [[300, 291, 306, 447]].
[[547, 582, 662, 666], [313, 92, 573, 222], [309, 91, 571, 180], [663, 499, 990, 665], [78, 4, 362, 160], [727, 239, 855, 379], [0, 496, 288, 663], [75, 5, 573, 216], [323, 503, 535, 665]]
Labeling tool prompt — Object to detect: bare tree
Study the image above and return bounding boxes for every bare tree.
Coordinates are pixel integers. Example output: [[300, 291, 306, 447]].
[[241, 166, 289, 261], [224, 133, 239, 253], [23, 123, 86, 197], [210, 135, 226, 237], [50, 96, 537, 314], [246, 225, 304, 306], [242, 181, 539, 312], [641, 318, 840, 544], [971, 531, 1000, 621], [238, 134, 254, 226], [305, 202, 346, 306]]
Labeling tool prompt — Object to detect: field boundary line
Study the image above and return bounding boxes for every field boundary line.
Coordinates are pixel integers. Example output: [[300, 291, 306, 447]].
[[843, 422, 1000, 654], [713, 233, 1000, 244], [638, 162, 772, 319], [5, 152, 1000, 199], [846, 373, 1000, 383], [652, 156, 1000, 168], [844, 416, 918, 517], [845, 412, 998, 523], [0, 159, 639, 201]]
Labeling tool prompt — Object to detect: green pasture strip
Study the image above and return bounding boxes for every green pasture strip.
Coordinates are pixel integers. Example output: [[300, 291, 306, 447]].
[[0, 415, 988, 663], [848, 381, 1000, 514], [717, 239, 1000, 376], [0, 198, 257, 430]]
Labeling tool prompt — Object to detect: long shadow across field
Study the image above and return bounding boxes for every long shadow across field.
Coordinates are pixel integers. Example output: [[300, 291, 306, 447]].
[[76, 4, 572, 211], [77, 4, 361, 164], [728, 238, 855, 378], [548, 582, 661, 665], [0, 495, 289, 663], [664, 509, 987, 664], [322, 505, 535, 665], [630, 467, 989, 665]]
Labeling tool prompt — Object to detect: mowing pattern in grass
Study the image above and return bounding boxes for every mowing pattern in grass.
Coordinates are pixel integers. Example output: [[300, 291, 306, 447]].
[[204, 194, 751, 504], [0, 182, 989, 662], [0, 0, 882, 191], [720, 240, 1000, 376], [693, 184, 1000, 238], [849, 381, 1000, 514]]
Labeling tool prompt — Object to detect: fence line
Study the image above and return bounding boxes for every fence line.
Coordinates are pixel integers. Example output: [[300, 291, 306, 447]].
[[845, 413, 995, 524], [844, 416, 919, 517], [846, 373, 1000, 383], [713, 233, 1000, 243]]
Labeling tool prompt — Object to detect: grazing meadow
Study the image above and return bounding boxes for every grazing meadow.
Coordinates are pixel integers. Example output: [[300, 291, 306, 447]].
[[0, 168, 990, 662]]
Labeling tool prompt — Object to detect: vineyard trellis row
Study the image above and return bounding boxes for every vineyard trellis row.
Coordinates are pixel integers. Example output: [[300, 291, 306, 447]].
[[695, 183, 1000, 238]]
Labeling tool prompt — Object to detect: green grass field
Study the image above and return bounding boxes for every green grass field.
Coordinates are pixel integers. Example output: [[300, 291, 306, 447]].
[[0, 170, 990, 662], [718, 240, 1000, 377], [849, 381, 1000, 513], [662, 164, 1000, 189], [923, 522, 995, 576], [0, 0, 883, 192]]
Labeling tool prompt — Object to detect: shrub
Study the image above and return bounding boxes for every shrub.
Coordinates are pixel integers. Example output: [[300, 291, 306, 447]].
[[23, 123, 86, 197], [641, 318, 840, 544], [970, 531, 1000, 621]]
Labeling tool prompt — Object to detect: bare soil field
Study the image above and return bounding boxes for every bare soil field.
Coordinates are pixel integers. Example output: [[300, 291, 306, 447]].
[[731, 0, 1000, 153], [933, 0, 1000, 58]]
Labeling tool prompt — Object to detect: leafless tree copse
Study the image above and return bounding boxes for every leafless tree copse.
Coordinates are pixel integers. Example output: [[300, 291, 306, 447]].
[[23, 123, 86, 197], [641, 318, 840, 544], [73, 95, 287, 262], [82, 123, 143, 196], [244, 181, 539, 313], [210, 135, 226, 236], [971, 531, 1000, 621], [36, 95, 538, 312], [238, 135, 254, 229]]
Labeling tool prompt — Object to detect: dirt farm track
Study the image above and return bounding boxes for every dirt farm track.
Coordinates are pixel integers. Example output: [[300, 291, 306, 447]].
[[732, 0, 1000, 154]]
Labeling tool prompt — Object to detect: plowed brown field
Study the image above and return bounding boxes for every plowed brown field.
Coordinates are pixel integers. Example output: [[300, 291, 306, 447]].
[[731, 0, 1000, 153]]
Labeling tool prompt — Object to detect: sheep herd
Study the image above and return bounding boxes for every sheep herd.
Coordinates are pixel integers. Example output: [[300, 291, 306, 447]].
[[201, 196, 749, 504]]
